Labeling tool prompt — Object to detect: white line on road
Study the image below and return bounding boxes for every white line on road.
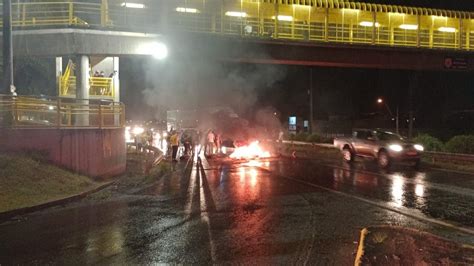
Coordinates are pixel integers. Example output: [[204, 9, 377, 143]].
[[258, 165, 474, 237]]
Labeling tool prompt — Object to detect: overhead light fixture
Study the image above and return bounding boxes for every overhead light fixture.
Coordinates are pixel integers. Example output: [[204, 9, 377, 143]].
[[438, 27, 456, 33], [176, 7, 200, 13], [341, 8, 360, 13], [399, 24, 418, 30], [359, 21, 380, 27], [271, 15, 293, 21], [225, 11, 247, 18], [293, 4, 310, 8], [121, 2, 145, 9], [389, 12, 405, 17], [138, 42, 168, 60]]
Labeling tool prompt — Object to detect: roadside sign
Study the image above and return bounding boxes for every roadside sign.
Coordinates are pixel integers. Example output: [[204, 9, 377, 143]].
[[444, 57, 468, 70], [289, 116, 296, 131]]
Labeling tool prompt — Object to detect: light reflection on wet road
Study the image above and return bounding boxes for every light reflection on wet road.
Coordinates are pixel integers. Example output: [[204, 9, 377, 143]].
[[0, 156, 473, 264], [266, 158, 474, 228]]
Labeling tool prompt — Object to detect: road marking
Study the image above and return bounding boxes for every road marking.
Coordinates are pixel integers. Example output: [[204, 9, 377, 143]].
[[354, 228, 369, 266], [197, 157, 218, 263], [291, 159, 474, 198], [336, 164, 474, 198]]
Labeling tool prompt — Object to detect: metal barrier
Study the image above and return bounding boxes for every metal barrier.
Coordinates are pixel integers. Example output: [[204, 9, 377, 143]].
[[0, 1, 90, 27], [424, 151, 474, 164], [58, 60, 114, 98], [60, 76, 114, 98], [0, 94, 125, 128], [0, 1, 472, 51]]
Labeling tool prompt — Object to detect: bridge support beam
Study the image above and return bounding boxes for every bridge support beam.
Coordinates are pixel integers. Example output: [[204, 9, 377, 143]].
[[76, 55, 90, 126], [3, 0, 14, 94], [55, 57, 62, 91], [112, 56, 120, 126]]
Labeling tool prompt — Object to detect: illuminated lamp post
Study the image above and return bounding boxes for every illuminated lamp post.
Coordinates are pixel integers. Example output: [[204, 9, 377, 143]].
[[377, 98, 399, 134]]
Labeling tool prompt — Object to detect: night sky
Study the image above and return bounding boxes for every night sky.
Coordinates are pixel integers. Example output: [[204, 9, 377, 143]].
[[122, 59, 474, 137]]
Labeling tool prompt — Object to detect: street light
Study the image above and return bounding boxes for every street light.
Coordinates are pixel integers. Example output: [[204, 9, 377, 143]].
[[377, 97, 399, 134], [138, 41, 168, 60]]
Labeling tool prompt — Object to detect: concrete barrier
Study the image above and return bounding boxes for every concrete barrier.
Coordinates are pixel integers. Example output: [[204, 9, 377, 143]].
[[0, 128, 126, 178]]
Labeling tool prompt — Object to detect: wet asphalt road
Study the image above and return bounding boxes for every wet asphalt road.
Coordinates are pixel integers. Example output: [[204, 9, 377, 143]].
[[1, 155, 473, 264]]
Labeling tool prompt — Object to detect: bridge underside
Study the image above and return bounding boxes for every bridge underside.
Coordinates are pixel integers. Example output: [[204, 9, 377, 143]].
[[170, 33, 474, 71], [2, 29, 162, 57], [2, 29, 473, 71]]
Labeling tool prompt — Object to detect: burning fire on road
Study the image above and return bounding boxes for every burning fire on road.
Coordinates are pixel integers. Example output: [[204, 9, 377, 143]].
[[229, 141, 271, 160]]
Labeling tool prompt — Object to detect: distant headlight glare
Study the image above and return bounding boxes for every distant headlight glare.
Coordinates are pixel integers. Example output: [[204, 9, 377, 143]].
[[414, 144, 424, 151], [389, 144, 403, 152]]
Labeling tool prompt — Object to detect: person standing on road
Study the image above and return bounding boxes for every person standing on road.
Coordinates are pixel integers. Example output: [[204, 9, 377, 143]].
[[215, 133, 222, 154], [135, 133, 143, 153], [170, 131, 179, 162], [206, 130, 215, 156], [278, 130, 284, 143]]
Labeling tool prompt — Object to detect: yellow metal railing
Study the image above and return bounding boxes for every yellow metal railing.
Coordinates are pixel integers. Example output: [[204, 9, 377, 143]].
[[59, 59, 74, 96], [58, 60, 114, 98], [60, 76, 114, 98], [0, 1, 473, 51], [0, 1, 90, 27], [0, 94, 125, 128]]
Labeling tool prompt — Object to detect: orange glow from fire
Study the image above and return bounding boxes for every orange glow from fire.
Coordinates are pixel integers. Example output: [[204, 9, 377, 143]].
[[229, 141, 271, 160]]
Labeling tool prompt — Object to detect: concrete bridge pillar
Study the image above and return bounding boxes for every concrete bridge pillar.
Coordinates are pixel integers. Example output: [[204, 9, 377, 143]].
[[76, 55, 90, 126]]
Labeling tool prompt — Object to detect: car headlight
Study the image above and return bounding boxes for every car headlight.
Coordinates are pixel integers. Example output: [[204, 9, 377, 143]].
[[414, 144, 424, 151], [389, 144, 403, 152]]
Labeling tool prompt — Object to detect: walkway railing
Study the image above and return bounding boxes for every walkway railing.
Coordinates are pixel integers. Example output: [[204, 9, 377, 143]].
[[0, 1, 473, 51], [0, 95, 125, 129], [60, 76, 114, 98], [58, 60, 114, 98]]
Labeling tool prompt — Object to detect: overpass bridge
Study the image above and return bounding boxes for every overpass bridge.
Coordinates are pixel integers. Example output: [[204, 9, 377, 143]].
[[1, 0, 473, 101], [1, 0, 473, 177]]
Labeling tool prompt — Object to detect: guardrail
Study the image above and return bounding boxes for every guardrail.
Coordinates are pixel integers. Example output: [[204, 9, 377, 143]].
[[127, 143, 164, 174], [424, 151, 474, 164], [0, 1, 472, 51], [60, 76, 114, 98], [280, 139, 474, 164], [0, 94, 125, 129]]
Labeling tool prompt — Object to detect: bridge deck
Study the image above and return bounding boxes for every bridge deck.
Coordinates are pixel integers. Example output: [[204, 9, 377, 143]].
[[0, 0, 472, 52]]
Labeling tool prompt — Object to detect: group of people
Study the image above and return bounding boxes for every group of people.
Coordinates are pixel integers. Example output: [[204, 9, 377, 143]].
[[168, 129, 198, 162], [93, 70, 116, 78], [134, 130, 154, 153], [167, 129, 223, 161], [92, 70, 117, 95], [205, 130, 222, 156]]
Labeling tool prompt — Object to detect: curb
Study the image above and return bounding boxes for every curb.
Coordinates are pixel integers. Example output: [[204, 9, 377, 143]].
[[0, 181, 116, 222], [354, 228, 369, 266], [353, 226, 474, 265]]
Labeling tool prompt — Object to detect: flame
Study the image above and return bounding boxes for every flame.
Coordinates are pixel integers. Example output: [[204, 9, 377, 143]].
[[229, 141, 271, 160]]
